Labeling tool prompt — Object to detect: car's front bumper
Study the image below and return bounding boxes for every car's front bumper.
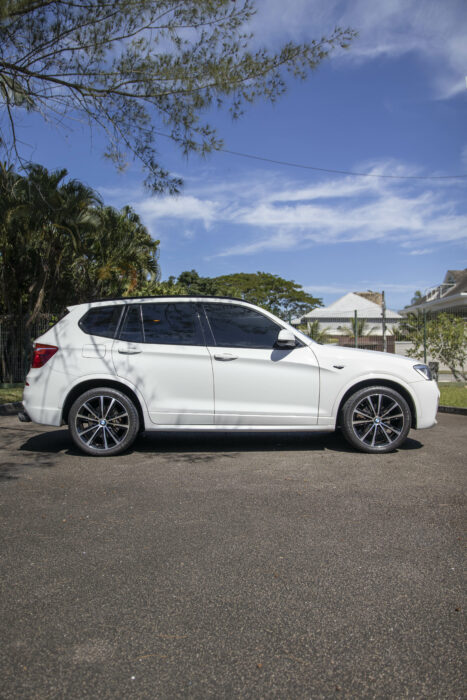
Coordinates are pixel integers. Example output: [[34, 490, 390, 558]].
[[411, 380, 440, 430]]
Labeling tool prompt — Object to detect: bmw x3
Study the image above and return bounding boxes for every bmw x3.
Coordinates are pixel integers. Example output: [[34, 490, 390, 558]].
[[20, 297, 439, 456]]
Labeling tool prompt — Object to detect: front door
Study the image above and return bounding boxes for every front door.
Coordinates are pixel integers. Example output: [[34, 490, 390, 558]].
[[112, 302, 214, 425], [201, 302, 319, 426]]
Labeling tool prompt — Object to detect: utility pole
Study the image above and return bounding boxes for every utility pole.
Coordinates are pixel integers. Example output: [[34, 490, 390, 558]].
[[382, 291, 387, 352]]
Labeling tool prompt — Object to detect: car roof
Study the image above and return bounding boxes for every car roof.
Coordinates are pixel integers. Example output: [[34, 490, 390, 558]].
[[67, 295, 248, 310]]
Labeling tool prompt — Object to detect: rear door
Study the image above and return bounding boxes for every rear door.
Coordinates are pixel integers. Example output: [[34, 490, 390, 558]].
[[112, 302, 214, 425]]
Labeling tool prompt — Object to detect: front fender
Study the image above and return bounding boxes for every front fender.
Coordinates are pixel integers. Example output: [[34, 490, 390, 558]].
[[321, 369, 420, 426]]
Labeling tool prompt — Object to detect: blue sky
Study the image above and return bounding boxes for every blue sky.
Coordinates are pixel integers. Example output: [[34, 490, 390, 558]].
[[11, 0, 467, 311]]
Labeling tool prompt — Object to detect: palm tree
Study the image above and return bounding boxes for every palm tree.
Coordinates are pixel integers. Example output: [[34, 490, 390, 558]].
[[19, 165, 101, 326], [80, 205, 160, 299], [0, 162, 24, 316], [340, 317, 369, 338], [299, 319, 331, 343]]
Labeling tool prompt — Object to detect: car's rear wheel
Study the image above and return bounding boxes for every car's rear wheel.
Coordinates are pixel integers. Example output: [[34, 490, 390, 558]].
[[69, 388, 139, 456], [341, 386, 411, 454]]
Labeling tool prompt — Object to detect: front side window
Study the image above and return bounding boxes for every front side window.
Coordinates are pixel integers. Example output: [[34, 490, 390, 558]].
[[79, 305, 123, 339], [119, 302, 202, 345], [203, 303, 281, 349]]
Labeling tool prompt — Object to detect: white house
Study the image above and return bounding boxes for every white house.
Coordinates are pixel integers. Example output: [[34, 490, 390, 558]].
[[401, 269, 467, 315], [293, 292, 402, 337]]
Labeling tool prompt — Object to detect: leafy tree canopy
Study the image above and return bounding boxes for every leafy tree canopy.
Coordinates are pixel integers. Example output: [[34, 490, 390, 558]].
[[169, 269, 322, 319], [0, 0, 355, 191], [0, 163, 159, 323], [408, 312, 466, 382]]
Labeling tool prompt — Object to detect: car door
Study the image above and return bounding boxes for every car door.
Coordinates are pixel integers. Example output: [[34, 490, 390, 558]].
[[201, 302, 319, 426], [112, 302, 214, 425]]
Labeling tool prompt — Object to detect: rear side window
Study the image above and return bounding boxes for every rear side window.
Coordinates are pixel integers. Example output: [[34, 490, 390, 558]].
[[203, 303, 280, 349], [79, 306, 122, 339], [120, 305, 143, 343], [119, 302, 202, 345]]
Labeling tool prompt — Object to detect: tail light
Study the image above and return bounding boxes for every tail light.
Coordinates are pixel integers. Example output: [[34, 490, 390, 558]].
[[31, 344, 58, 368]]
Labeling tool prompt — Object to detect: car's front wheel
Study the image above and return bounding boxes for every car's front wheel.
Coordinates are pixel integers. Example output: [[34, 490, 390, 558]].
[[69, 388, 139, 456], [340, 386, 411, 454]]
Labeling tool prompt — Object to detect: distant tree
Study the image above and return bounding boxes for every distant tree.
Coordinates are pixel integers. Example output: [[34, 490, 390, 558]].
[[175, 270, 322, 319], [340, 317, 369, 338], [0, 1, 355, 190], [136, 278, 187, 297], [175, 270, 220, 296], [408, 289, 424, 306], [409, 313, 466, 382], [299, 319, 331, 343]]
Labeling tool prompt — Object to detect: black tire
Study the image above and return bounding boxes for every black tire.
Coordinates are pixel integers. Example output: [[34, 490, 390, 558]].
[[340, 386, 411, 454], [69, 387, 139, 456]]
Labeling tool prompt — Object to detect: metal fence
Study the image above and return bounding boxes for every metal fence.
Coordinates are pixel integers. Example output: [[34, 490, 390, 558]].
[[296, 305, 466, 382], [1, 305, 466, 384], [0, 314, 58, 383]]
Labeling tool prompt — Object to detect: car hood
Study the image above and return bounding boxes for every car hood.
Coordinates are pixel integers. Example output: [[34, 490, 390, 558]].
[[310, 342, 421, 376]]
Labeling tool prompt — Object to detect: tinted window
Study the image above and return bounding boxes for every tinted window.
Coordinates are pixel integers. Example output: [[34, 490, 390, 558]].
[[120, 305, 143, 343], [119, 302, 202, 345], [203, 303, 280, 349], [142, 303, 202, 345], [79, 306, 122, 339]]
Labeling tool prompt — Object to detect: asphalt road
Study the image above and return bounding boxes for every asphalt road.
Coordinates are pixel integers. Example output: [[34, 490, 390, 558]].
[[0, 414, 465, 699]]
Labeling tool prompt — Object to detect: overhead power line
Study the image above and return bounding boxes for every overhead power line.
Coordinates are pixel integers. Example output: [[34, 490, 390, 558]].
[[220, 148, 467, 181], [154, 130, 467, 181]]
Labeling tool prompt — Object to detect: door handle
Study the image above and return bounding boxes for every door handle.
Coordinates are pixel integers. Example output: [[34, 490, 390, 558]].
[[118, 345, 142, 354], [214, 353, 238, 361]]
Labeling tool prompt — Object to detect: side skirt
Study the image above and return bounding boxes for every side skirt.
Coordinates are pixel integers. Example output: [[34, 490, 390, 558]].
[[142, 424, 335, 432]]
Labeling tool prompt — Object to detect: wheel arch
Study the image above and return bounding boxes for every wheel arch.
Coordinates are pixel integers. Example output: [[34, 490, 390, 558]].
[[62, 378, 145, 429], [336, 378, 417, 429]]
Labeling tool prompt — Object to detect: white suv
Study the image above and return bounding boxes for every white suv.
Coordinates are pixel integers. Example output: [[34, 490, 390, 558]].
[[20, 297, 439, 456]]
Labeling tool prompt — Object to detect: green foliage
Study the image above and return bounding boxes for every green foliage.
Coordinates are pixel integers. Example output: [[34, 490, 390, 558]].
[[76, 205, 160, 300], [0, 1, 355, 190], [174, 270, 220, 296], [173, 270, 322, 319], [298, 319, 331, 343], [136, 279, 188, 297], [439, 383, 467, 408], [0, 164, 160, 322], [409, 290, 423, 306], [339, 317, 369, 338], [409, 313, 467, 382], [0, 384, 23, 404]]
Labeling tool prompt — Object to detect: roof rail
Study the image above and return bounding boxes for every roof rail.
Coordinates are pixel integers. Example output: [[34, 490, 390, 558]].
[[85, 294, 248, 304]]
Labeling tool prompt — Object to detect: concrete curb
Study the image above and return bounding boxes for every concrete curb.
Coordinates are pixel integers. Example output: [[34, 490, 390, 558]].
[[437, 405, 467, 416], [1, 402, 466, 417]]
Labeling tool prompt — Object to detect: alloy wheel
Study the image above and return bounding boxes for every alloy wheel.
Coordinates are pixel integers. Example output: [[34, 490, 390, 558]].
[[351, 392, 405, 449], [74, 395, 130, 451]]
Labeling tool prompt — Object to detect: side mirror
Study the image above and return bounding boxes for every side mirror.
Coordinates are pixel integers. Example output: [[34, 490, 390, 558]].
[[275, 329, 296, 348]]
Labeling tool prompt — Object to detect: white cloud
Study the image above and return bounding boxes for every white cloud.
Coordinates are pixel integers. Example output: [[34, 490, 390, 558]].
[[407, 249, 434, 256], [136, 194, 218, 228], [130, 160, 467, 258], [251, 0, 467, 99], [306, 282, 426, 294]]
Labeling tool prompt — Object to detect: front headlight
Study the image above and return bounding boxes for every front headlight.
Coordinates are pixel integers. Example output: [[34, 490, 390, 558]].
[[413, 363, 432, 381]]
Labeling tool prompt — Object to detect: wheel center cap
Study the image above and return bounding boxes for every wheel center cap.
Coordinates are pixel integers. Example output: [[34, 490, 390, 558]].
[[100, 419, 107, 426], [374, 418, 381, 424]]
